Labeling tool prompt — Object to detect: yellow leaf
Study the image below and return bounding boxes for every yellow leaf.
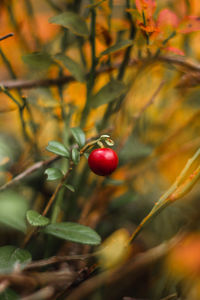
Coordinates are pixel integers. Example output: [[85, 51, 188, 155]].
[[0, 156, 10, 167], [98, 228, 130, 270]]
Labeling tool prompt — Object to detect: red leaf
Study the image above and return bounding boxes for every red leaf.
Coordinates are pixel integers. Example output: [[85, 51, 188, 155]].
[[138, 21, 160, 34], [157, 9, 179, 29], [164, 46, 185, 56], [178, 16, 200, 34]]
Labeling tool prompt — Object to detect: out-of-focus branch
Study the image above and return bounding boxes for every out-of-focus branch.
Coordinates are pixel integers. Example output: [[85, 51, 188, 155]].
[[0, 135, 108, 192], [25, 253, 94, 270], [65, 233, 184, 300], [0, 155, 59, 192], [133, 80, 166, 121], [0, 56, 199, 91], [0, 33, 14, 42]]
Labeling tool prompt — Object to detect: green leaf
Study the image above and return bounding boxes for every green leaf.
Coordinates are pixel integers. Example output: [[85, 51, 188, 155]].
[[42, 222, 101, 245], [71, 127, 86, 148], [91, 80, 126, 108], [55, 54, 85, 83], [44, 168, 63, 181], [0, 246, 31, 274], [71, 148, 80, 165], [49, 12, 89, 37], [0, 288, 20, 300], [100, 40, 133, 56], [64, 184, 75, 192], [26, 210, 50, 227], [0, 191, 28, 233], [22, 52, 54, 70], [46, 140, 70, 158]]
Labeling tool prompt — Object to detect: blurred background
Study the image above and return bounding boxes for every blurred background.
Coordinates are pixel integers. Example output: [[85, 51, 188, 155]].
[[0, 0, 200, 299]]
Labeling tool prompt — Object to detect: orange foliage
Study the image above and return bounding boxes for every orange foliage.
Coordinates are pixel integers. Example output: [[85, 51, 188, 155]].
[[167, 234, 200, 277]]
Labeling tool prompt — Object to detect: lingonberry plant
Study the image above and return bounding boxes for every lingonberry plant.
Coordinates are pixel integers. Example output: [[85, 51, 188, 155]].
[[0, 0, 200, 299]]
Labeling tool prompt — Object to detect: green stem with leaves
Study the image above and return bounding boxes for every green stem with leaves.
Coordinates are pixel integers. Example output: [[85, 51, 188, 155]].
[[0, 48, 38, 144], [0, 87, 30, 142], [80, 6, 97, 128], [22, 137, 104, 247], [0, 48, 16, 79], [100, 0, 136, 127]]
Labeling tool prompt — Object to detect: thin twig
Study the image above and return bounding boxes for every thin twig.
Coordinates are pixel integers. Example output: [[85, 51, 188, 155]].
[[0, 136, 99, 192], [42, 162, 74, 217], [117, 80, 165, 152], [0, 33, 14, 42], [25, 253, 94, 270], [0, 155, 59, 192], [158, 55, 200, 72], [133, 80, 166, 120], [0, 56, 199, 91], [80, 5, 97, 128], [22, 163, 74, 247]]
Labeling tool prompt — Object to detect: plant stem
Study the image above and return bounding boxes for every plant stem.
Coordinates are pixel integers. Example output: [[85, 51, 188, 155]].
[[155, 31, 176, 56], [0, 48, 37, 144], [51, 187, 65, 224], [45, 0, 62, 12], [23, 0, 41, 49], [22, 138, 99, 247], [142, 11, 149, 46], [42, 164, 74, 217], [0, 48, 16, 79], [129, 147, 200, 243], [6, 2, 30, 51], [117, 0, 136, 81], [0, 87, 30, 142], [1, 56, 200, 91], [100, 0, 136, 127], [80, 6, 97, 128], [0, 33, 14, 42]]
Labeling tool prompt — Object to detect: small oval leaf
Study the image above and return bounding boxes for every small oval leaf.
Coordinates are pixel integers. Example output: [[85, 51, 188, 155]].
[[22, 52, 54, 70], [91, 80, 126, 108], [64, 184, 75, 192], [0, 246, 31, 274], [44, 168, 63, 181], [100, 40, 133, 56], [72, 148, 80, 165], [71, 127, 86, 148], [55, 54, 85, 83], [49, 12, 89, 37], [26, 210, 50, 227], [46, 140, 70, 158], [42, 222, 101, 245]]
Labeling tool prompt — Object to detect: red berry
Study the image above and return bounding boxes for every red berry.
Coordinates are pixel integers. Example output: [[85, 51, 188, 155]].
[[88, 148, 118, 176]]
